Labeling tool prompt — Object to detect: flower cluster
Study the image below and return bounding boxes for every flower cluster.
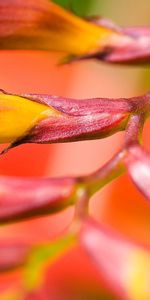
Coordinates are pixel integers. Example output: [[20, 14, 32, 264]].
[[0, 1, 150, 299]]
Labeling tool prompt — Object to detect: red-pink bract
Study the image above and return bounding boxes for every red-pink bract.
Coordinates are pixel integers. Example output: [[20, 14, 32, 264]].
[[0, 175, 76, 223], [125, 145, 150, 201]]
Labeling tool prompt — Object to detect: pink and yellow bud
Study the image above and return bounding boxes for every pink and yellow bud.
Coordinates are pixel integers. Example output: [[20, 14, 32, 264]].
[[0, 91, 131, 151]]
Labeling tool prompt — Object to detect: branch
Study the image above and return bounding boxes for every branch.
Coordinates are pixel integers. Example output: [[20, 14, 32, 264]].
[[89, 21, 150, 65], [125, 114, 145, 146], [80, 150, 126, 197]]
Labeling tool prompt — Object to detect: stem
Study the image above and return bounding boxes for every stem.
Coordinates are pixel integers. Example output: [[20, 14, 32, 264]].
[[125, 113, 145, 146], [79, 150, 126, 197], [69, 187, 90, 235], [74, 188, 89, 219]]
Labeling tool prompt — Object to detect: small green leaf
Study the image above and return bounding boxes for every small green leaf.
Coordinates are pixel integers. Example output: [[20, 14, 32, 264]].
[[24, 234, 76, 291], [52, 0, 99, 16], [52, 0, 71, 10]]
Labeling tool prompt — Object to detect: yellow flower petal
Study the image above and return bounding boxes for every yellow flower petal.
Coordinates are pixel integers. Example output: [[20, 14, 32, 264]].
[[0, 93, 56, 143], [126, 250, 150, 300], [0, 0, 118, 57], [44, 2, 114, 55]]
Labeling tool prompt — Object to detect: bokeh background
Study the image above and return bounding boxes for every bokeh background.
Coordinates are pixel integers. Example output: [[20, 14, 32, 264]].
[[0, 0, 150, 298]]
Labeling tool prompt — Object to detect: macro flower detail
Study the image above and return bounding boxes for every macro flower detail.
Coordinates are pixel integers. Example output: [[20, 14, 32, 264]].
[[0, 1, 150, 299]]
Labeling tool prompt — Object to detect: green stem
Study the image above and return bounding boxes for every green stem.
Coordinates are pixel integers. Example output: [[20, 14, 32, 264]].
[[79, 149, 126, 197], [24, 233, 76, 291], [125, 113, 145, 147]]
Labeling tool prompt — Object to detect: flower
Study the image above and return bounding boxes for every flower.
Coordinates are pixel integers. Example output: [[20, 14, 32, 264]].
[[0, 0, 117, 58], [0, 91, 132, 152], [0, 1, 149, 64]]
